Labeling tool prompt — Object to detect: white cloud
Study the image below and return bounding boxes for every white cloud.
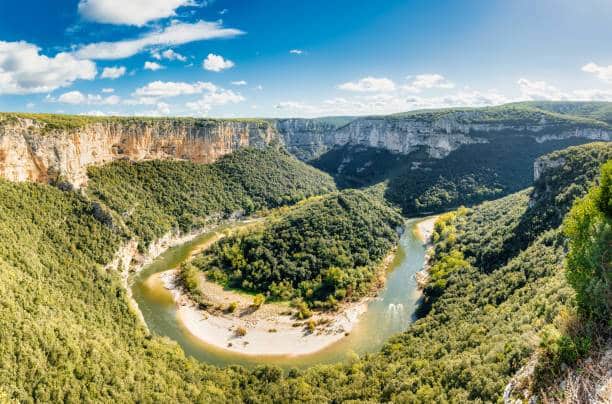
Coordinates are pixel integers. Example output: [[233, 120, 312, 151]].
[[58, 90, 86, 104], [78, 0, 196, 26], [231, 80, 247, 86], [254, 84, 263, 91], [337, 77, 396, 92], [26, 102, 35, 109], [124, 97, 159, 105], [186, 89, 245, 115], [219, 8, 228, 15], [517, 78, 567, 100], [138, 102, 171, 116], [571, 88, 612, 101], [274, 88, 512, 118], [518, 77, 612, 102], [133, 80, 217, 98], [144, 61, 164, 71], [75, 20, 243, 60], [289, 49, 304, 55], [151, 48, 187, 62], [101, 87, 114, 93], [403, 74, 454, 92], [57, 90, 121, 105], [101, 66, 126, 79], [203, 53, 234, 72], [581, 62, 612, 83], [0, 41, 96, 94], [161, 49, 187, 61]]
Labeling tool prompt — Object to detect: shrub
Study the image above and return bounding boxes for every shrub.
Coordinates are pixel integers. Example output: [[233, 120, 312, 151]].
[[252, 294, 266, 309]]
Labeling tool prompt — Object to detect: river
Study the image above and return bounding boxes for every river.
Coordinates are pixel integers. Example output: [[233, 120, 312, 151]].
[[130, 217, 428, 368]]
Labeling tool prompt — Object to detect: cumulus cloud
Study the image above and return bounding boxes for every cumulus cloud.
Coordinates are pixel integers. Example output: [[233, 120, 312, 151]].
[[571, 88, 612, 101], [128, 80, 248, 115], [138, 102, 171, 116], [144, 61, 164, 71], [75, 20, 243, 60], [57, 90, 121, 105], [274, 88, 512, 118], [337, 77, 396, 92], [231, 80, 247, 86], [581, 62, 612, 83], [289, 49, 304, 55], [517, 78, 567, 100], [78, 0, 196, 26], [203, 53, 234, 72], [101, 66, 126, 79], [154, 48, 187, 61], [517, 77, 612, 102], [403, 74, 454, 92], [133, 80, 217, 98], [186, 89, 245, 115], [0, 41, 96, 94], [57, 91, 86, 104], [101, 87, 114, 93]]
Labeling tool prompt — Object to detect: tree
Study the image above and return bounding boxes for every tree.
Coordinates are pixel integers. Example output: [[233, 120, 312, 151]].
[[563, 160, 611, 324]]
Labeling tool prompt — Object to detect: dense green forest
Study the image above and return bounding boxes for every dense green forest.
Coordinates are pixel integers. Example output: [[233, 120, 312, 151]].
[[0, 141, 609, 402], [311, 101, 612, 215], [87, 147, 335, 248], [188, 190, 403, 306], [314, 137, 595, 215]]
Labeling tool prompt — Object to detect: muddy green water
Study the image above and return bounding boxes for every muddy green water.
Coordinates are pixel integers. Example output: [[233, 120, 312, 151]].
[[131, 218, 427, 368]]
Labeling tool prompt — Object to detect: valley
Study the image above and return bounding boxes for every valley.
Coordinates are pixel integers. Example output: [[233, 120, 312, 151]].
[[130, 217, 430, 366], [0, 103, 609, 402]]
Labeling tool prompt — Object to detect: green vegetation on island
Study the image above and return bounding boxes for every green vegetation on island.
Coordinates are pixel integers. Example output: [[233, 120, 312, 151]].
[[189, 190, 404, 307]]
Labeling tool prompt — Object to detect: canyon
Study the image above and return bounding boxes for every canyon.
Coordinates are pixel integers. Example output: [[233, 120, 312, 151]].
[[1, 103, 610, 187]]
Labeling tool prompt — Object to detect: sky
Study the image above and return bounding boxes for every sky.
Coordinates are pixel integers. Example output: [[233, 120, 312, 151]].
[[0, 0, 611, 118]]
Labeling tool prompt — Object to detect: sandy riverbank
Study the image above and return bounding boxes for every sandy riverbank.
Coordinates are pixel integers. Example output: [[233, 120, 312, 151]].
[[159, 269, 370, 356], [414, 216, 439, 288], [155, 245, 397, 357]]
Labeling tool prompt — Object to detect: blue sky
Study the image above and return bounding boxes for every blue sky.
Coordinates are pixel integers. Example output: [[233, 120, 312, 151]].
[[0, 0, 611, 117]]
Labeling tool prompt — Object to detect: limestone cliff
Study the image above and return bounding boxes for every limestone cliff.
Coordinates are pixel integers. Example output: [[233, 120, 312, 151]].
[[0, 116, 276, 187], [276, 111, 611, 161], [1, 104, 611, 187]]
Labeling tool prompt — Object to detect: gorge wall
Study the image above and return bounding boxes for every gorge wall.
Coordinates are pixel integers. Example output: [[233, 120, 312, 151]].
[[0, 117, 276, 187], [1, 106, 611, 187], [277, 113, 612, 160]]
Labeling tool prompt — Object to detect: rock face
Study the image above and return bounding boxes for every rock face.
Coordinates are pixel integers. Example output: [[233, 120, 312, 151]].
[[533, 155, 566, 182], [1, 108, 611, 187], [276, 114, 612, 161], [0, 118, 276, 187]]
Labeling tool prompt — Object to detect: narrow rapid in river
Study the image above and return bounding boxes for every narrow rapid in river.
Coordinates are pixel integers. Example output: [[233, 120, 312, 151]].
[[130, 218, 429, 368]]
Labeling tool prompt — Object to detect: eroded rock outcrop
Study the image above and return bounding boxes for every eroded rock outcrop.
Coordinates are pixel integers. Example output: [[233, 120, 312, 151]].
[[0, 117, 276, 187], [1, 107, 610, 187], [277, 113, 611, 160]]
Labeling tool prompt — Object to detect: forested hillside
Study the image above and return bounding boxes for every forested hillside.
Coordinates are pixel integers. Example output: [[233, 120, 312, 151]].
[[188, 190, 403, 306], [314, 137, 596, 215], [1, 141, 609, 402], [87, 147, 335, 248]]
